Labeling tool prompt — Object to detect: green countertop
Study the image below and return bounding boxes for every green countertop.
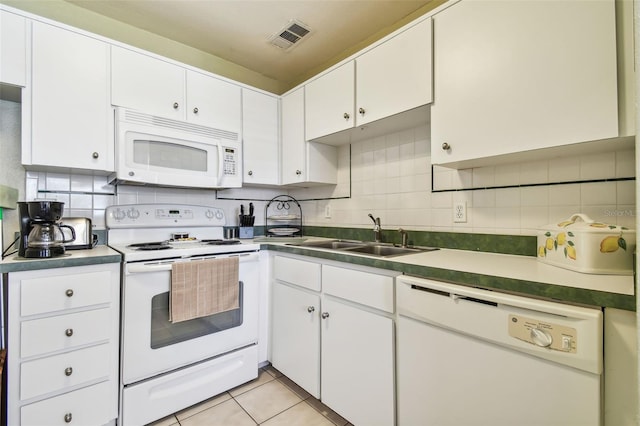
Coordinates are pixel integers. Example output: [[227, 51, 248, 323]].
[[264, 242, 636, 311], [0, 245, 121, 273]]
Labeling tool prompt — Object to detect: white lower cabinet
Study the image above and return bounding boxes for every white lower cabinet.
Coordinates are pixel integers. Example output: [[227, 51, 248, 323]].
[[271, 255, 396, 425], [321, 297, 394, 426], [271, 281, 321, 397], [6, 263, 121, 426]]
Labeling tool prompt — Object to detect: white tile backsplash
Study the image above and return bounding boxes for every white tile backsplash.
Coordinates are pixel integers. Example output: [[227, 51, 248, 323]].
[[300, 124, 636, 235], [20, 121, 635, 236]]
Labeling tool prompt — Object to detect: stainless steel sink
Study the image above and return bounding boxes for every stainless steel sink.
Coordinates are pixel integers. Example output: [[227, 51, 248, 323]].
[[342, 245, 423, 257], [294, 240, 366, 250], [289, 239, 437, 257]]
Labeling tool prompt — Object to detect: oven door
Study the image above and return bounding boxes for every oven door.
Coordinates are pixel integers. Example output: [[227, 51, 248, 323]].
[[121, 252, 259, 384]]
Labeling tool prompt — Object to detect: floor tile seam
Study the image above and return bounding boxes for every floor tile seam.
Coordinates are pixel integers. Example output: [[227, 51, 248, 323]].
[[229, 373, 277, 398], [230, 395, 261, 425], [275, 376, 311, 400], [252, 399, 310, 425], [302, 399, 347, 426]]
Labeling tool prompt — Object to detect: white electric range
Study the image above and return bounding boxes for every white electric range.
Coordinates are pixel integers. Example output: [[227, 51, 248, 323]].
[[106, 204, 260, 426]]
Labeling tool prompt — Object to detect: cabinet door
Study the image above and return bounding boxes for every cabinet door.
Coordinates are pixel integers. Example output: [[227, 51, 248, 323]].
[[281, 87, 306, 185], [271, 282, 320, 398], [30, 22, 113, 171], [431, 0, 618, 167], [0, 10, 26, 87], [305, 61, 355, 140], [242, 89, 279, 185], [356, 18, 432, 126], [186, 71, 241, 131], [111, 46, 185, 120], [321, 298, 394, 426]]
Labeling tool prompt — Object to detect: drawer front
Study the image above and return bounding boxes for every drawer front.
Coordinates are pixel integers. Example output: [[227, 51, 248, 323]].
[[21, 270, 112, 316], [21, 344, 111, 400], [21, 308, 112, 358], [21, 381, 114, 426], [274, 255, 321, 291], [322, 265, 395, 312]]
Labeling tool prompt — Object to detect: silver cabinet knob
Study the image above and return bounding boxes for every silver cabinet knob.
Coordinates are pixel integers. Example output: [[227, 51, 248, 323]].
[[65, 328, 73, 337], [359, 107, 365, 115], [92, 152, 99, 159], [247, 170, 253, 176], [295, 170, 302, 176], [64, 413, 73, 423], [343, 112, 350, 120], [173, 102, 179, 109], [321, 312, 330, 319], [442, 142, 451, 151], [193, 107, 199, 114], [65, 289, 74, 297], [307, 306, 315, 313], [64, 367, 73, 376]]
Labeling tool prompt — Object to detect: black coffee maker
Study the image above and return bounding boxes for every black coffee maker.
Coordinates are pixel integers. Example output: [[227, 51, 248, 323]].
[[18, 201, 76, 258]]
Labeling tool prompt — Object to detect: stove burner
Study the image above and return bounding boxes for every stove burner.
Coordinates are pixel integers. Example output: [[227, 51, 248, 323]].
[[127, 241, 171, 251]]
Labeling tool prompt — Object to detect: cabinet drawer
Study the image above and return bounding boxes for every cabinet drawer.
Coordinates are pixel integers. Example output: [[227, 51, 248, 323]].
[[21, 270, 112, 316], [21, 381, 114, 426], [274, 256, 321, 291], [21, 308, 111, 358], [322, 265, 395, 313], [21, 344, 111, 400]]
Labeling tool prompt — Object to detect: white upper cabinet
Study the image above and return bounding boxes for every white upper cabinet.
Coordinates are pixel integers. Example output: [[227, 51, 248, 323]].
[[305, 17, 432, 145], [111, 46, 184, 120], [27, 21, 113, 172], [185, 70, 241, 132], [0, 10, 27, 87], [305, 62, 355, 141], [242, 88, 279, 185], [431, 0, 620, 168], [281, 87, 337, 186], [111, 46, 241, 133], [356, 17, 432, 126]]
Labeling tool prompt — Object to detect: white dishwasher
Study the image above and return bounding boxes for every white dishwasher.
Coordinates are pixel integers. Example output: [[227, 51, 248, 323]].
[[396, 276, 603, 426]]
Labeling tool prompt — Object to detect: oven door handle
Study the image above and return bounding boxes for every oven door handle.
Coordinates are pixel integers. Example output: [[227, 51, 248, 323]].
[[127, 252, 259, 274]]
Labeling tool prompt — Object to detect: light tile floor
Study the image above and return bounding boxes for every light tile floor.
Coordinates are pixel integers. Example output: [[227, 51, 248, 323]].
[[148, 365, 352, 426]]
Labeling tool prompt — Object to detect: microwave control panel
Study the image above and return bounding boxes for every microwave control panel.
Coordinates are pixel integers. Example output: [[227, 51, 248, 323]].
[[223, 148, 238, 176]]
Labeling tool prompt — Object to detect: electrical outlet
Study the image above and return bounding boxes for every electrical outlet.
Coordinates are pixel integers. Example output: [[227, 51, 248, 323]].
[[324, 205, 331, 218], [453, 202, 467, 223]]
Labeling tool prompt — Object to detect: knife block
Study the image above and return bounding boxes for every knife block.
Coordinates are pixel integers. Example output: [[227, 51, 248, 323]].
[[239, 227, 254, 239]]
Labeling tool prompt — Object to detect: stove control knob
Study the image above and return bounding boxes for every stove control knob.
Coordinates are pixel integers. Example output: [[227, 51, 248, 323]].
[[215, 210, 224, 220], [530, 327, 553, 347], [113, 209, 126, 221], [128, 208, 140, 219], [205, 209, 214, 219]]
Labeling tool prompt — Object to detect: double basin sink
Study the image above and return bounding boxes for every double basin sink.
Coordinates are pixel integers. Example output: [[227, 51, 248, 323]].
[[289, 239, 438, 258]]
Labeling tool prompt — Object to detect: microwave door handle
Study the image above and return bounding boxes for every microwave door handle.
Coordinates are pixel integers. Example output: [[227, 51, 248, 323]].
[[216, 142, 224, 186]]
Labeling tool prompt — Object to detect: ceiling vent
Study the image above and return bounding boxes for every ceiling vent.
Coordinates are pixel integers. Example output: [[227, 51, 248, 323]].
[[268, 20, 311, 50]]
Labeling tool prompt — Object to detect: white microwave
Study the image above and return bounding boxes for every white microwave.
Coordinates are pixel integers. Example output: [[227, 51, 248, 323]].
[[110, 108, 242, 189]]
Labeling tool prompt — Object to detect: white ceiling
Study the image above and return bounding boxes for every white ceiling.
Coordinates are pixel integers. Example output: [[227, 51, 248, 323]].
[[64, 0, 435, 87]]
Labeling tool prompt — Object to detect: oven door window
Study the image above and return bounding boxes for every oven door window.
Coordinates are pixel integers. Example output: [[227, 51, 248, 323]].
[[150, 282, 244, 349], [133, 139, 208, 172]]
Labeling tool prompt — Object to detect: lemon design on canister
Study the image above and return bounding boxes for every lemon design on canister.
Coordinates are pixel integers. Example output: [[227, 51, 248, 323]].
[[545, 237, 555, 251], [566, 244, 577, 260], [538, 246, 546, 257], [556, 232, 566, 246]]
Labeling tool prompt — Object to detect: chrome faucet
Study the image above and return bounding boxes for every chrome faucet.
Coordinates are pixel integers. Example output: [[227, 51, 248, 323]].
[[398, 228, 408, 248], [368, 213, 381, 243]]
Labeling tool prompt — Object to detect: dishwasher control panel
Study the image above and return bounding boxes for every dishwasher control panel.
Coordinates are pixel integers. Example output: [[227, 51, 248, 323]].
[[508, 315, 577, 353]]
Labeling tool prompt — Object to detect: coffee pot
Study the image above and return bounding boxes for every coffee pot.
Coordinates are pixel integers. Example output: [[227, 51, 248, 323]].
[[18, 201, 76, 258]]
